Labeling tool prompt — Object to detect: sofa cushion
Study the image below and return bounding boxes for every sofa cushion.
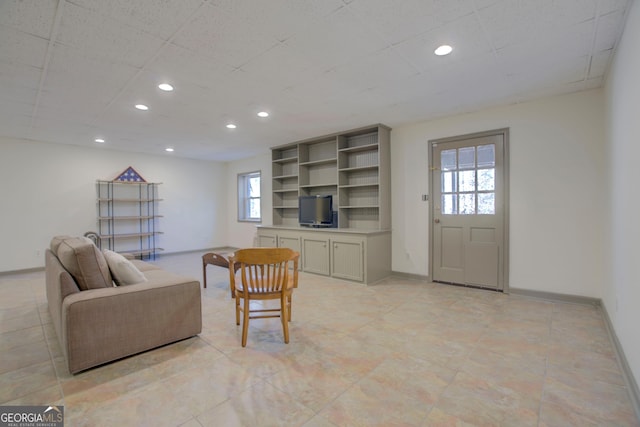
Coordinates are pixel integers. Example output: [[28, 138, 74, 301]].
[[56, 238, 113, 290], [103, 250, 148, 286], [50, 235, 74, 253]]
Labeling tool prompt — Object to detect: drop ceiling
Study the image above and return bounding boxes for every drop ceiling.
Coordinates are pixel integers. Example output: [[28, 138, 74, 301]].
[[0, 0, 632, 161]]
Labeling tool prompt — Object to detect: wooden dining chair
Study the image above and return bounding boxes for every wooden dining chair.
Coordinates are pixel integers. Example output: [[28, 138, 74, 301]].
[[228, 248, 299, 347]]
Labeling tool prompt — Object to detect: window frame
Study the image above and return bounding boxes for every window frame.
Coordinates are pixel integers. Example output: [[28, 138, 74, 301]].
[[237, 170, 262, 223]]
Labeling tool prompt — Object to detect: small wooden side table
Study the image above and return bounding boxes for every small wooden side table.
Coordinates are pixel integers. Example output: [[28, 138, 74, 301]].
[[202, 252, 239, 298]]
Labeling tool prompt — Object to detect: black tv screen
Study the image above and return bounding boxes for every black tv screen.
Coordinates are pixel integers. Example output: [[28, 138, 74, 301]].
[[299, 195, 332, 226]]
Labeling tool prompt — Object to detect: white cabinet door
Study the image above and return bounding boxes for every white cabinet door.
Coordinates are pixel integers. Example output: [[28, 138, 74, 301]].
[[257, 233, 277, 247], [278, 235, 301, 253], [302, 237, 330, 275], [331, 239, 364, 282], [278, 233, 302, 270]]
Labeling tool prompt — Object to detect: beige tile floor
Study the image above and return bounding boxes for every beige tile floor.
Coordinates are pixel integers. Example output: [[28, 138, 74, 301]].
[[1, 252, 638, 426]]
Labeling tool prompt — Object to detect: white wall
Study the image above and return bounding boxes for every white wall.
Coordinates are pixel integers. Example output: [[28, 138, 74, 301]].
[[604, 0, 640, 393], [391, 89, 606, 297], [0, 137, 228, 272], [225, 153, 272, 249]]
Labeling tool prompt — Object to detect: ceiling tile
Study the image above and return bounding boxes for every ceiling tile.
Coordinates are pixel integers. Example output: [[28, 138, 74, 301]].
[[149, 43, 236, 90], [37, 43, 139, 117], [594, 9, 627, 51], [598, 0, 630, 14], [392, 13, 494, 73], [0, 26, 49, 68], [172, 2, 280, 68], [56, 2, 165, 69], [238, 43, 317, 91], [0, 0, 58, 38], [588, 49, 613, 78], [283, 6, 389, 72], [65, 0, 205, 40], [321, 48, 418, 94], [211, 0, 345, 42], [0, 60, 42, 91], [347, 0, 476, 46], [0, 98, 33, 118]]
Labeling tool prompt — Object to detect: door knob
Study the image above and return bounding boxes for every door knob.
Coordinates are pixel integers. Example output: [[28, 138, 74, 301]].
[[434, 218, 440, 223]]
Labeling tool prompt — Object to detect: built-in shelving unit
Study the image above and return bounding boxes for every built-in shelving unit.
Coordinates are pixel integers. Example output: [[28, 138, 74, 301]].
[[96, 180, 163, 259], [270, 124, 390, 230], [262, 124, 391, 283]]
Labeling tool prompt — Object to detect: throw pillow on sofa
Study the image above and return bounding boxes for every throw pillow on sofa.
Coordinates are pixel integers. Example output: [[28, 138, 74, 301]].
[[103, 249, 148, 286], [56, 237, 113, 290]]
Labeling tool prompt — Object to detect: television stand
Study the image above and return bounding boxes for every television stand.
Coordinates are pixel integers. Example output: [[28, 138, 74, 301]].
[[256, 226, 391, 284]]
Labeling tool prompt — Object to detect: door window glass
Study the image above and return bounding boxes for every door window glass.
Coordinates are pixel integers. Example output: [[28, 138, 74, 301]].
[[458, 170, 475, 192], [477, 144, 495, 167], [441, 149, 457, 171], [442, 194, 456, 215], [458, 147, 475, 169], [440, 144, 495, 215], [478, 193, 495, 214], [459, 194, 476, 214], [478, 169, 495, 191], [442, 171, 456, 193]]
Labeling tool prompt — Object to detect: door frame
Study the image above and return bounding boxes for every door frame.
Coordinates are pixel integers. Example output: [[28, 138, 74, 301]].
[[428, 128, 510, 292]]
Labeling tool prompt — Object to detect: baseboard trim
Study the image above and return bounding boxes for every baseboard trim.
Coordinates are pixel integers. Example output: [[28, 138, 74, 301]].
[[600, 302, 640, 421], [158, 247, 238, 257], [390, 271, 430, 282], [509, 287, 600, 306], [0, 266, 45, 276]]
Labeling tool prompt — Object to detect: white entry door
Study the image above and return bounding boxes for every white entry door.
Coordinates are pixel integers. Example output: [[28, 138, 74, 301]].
[[430, 129, 508, 291]]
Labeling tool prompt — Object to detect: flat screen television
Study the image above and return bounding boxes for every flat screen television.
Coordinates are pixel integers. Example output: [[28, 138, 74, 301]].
[[299, 195, 333, 227]]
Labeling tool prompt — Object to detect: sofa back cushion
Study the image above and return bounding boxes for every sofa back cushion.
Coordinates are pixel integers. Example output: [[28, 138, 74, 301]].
[[56, 237, 113, 290], [50, 235, 74, 253]]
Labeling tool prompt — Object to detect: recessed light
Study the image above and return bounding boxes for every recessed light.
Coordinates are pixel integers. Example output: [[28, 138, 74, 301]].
[[434, 45, 453, 56], [135, 104, 149, 111], [94, 138, 105, 143], [257, 111, 269, 118], [165, 147, 174, 152], [226, 123, 237, 129], [158, 83, 174, 91]]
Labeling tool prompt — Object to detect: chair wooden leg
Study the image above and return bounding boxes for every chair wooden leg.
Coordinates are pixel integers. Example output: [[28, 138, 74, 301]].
[[287, 294, 292, 322], [242, 297, 250, 347], [281, 295, 289, 344], [202, 263, 207, 288], [235, 295, 240, 325]]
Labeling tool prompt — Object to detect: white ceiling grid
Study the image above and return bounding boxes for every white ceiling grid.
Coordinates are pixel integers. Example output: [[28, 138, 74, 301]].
[[0, 0, 632, 161]]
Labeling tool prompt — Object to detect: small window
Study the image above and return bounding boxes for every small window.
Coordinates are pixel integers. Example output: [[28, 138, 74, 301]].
[[238, 171, 261, 222]]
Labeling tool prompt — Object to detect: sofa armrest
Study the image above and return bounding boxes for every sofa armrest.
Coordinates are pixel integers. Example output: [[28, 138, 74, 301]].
[[61, 274, 202, 374], [46, 249, 80, 358]]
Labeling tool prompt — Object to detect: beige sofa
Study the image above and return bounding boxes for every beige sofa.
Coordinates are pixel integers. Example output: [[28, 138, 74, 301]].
[[45, 236, 202, 374]]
